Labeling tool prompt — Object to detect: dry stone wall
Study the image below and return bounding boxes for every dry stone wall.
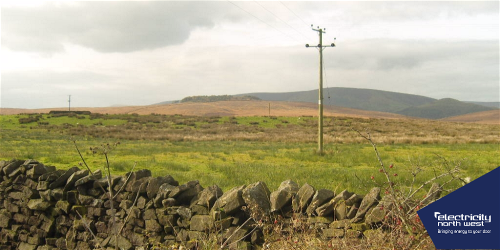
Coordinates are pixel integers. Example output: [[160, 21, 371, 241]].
[[0, 159, 440, 250]]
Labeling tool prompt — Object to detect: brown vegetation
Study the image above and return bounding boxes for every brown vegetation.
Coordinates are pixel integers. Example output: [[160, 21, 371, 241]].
[[4, 100, 497, 125], [3, 101, 498, 144], [44, 114, 496, 144], [0, 101, 409, 119], [442, 109, 500, 124]]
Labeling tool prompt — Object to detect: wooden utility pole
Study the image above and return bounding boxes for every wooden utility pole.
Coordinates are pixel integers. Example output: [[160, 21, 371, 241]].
[[306, 25, 335, 154]]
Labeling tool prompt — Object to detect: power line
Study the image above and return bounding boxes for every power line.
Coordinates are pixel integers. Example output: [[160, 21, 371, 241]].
[[253, 1, 309, 41], [323, 55, 333, 103], [227, 1, 299, 42], [280, 1, 309, 27]]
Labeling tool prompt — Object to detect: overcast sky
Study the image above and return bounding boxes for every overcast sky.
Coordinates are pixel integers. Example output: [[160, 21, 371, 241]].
[[1, 1, 498, 109]]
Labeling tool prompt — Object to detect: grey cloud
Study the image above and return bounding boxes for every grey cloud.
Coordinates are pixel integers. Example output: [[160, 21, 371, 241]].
[[1, 70, 130, 108], [322, 39, 499, 101], [327, 39, 498, 71], [325, 40, 423, 71], [2, 1, 498, 108], [3, 1, 496, 54], [157, 38, 498, 101], [304, 1, 499, 24], [2, 71, 115, 92], [2, 2, 230, 53]]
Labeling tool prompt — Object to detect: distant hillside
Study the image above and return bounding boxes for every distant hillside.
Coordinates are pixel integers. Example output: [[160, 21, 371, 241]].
[[0, 101, 407, 119], [237, 88, 500, 120], [238, 87, 436, 113], [396, 98, 495, 119], [154, 100, 179, 105], [465, 101, 500, 109], [181, 95, 260, 103], [4, 100, 497, 124], [442, 109, 500, 125], [149, 87, 497, 120]]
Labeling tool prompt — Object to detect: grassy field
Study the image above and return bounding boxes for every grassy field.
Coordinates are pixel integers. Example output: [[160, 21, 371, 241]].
[[1, 112, 498, 196]]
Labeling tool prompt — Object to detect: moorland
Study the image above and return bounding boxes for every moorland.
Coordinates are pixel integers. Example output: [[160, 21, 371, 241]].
[[1, 100, 498, 196]]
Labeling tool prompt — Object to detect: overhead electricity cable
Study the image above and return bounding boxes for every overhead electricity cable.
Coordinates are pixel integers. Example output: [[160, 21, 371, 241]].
[[279, 1, 310, 27], [227, 1, 300, 42], [253, 1, 310, 41], [323, 55, 332, 102]]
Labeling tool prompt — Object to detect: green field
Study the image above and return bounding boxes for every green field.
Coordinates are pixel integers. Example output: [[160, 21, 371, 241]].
[[1, 113, 499, 196]]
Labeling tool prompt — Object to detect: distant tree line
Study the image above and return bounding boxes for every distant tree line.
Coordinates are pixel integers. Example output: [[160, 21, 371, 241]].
[[180, 95, 260, 103]]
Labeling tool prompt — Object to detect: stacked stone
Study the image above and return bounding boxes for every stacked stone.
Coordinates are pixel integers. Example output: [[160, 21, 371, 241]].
[[208, 182, 271, 250], [0, 159, 442, 250], [0, 159, 252, 249], [267, 180, 376, 240]]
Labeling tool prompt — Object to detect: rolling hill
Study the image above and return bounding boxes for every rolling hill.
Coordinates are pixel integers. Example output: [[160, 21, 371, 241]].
[[237, 87, 497, 119], [396, 98, 495, 119], [3, 99, 498, 124], [238, 87, 436, 113], [0, 101, 407, 119], [442, 109, 500, 124], [3, 88, 497, 122], [465, 101, 500, 109]]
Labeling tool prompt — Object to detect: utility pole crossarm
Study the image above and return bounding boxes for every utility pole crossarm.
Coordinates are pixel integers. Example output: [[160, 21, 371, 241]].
[[305, 24, 336, 155], [305, 25, 336, 49]]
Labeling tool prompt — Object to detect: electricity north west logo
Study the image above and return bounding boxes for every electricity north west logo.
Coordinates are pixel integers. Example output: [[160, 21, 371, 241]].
[[417, 167, 500, 249], [434, 212, 492, 227]]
